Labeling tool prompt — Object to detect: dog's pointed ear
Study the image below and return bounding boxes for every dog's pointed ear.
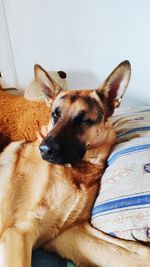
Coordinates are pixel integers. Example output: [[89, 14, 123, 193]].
[[96, 60, 131, 117], [34, 64, 62, 101]]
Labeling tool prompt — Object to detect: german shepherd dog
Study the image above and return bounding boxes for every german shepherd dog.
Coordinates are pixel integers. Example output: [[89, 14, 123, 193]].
[[0, 61, 150, 267]]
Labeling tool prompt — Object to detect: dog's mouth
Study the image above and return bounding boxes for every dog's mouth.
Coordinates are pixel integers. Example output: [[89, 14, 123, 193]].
[[39, 142, 86, 165], [41, 153, 83, 165]]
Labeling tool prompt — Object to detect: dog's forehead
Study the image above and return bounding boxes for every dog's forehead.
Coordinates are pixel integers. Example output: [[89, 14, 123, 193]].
[[54, 89, 101, 110]]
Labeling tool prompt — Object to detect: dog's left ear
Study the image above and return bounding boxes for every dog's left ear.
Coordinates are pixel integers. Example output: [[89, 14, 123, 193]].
[[34, 64, 63, 102], [96, 60, 131, 117]]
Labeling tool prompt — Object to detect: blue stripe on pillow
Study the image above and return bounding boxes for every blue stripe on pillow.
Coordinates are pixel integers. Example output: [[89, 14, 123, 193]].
[[92, 194, 150, 216], [92, 204, 150, 218], [117, 126, 150, 138], [95, 191, 150, 206], [108, 144, 150, 165]]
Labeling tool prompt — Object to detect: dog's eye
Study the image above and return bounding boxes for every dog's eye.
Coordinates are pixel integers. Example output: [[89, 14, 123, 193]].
[[51, 107, 61, 123], [73, 112, 94, 126], [81, 118, 93, 125]]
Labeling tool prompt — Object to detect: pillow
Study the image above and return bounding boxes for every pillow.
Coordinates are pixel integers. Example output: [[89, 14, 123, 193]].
[[91, 107, 150, 241]]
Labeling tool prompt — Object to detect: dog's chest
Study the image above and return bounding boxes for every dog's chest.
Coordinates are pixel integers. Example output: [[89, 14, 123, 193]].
[[0, 142, 86, 241]]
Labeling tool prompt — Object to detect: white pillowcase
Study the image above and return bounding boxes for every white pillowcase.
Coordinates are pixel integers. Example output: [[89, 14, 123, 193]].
[[91, 107, 150, 241]]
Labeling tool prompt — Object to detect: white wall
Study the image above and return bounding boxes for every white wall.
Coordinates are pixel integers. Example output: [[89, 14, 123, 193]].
[[1, 0, 150, 106]]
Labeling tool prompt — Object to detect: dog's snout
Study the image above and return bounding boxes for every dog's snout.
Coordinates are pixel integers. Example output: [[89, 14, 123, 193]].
[[40, 140, 60, 160], [39, 134, 86, 164]]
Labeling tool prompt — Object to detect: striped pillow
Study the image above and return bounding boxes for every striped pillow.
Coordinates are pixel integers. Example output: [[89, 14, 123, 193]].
[[91, 107, 150, 241]]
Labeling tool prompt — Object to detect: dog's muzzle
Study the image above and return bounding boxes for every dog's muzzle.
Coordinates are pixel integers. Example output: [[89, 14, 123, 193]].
[[39, 137, 86, 164]]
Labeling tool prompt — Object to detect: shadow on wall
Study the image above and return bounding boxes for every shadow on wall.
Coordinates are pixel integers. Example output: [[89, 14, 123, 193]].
[[66, 70, 101, 89]]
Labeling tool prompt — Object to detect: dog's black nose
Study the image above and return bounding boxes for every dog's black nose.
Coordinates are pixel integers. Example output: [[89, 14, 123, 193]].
[[39, 144, 49, 154], [39, 141, 60, 159]]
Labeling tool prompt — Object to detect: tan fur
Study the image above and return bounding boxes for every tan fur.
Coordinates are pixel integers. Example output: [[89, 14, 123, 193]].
[[0, 61, 149, 267]]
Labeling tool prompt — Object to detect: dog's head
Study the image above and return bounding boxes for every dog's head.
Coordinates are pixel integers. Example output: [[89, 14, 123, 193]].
[[35, 61, 131, 164]]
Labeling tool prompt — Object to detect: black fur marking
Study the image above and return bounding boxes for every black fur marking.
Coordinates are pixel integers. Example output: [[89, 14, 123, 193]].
[[70, 95, 79, 103], [60, 93, 80, 103], [81, 96, 104, 123], [96, 90, 105, 101], [73, 111, 88, 125]]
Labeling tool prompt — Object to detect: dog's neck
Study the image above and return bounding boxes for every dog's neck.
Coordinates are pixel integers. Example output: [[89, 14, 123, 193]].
[[68, 126, 116, 187], [84, 121, 116, 165]]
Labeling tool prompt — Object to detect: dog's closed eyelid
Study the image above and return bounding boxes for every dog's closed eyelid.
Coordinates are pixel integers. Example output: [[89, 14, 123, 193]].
[[72, 112, 94, 126]]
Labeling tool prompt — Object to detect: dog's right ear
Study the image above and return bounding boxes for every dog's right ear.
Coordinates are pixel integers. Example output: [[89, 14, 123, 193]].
[[96, 60, 131, 117], [34, 64, 62, 101]]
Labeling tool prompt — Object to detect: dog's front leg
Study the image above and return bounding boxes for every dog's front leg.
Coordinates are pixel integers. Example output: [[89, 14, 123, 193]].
[[0, 228, 32, 267], [43, 223, 150, 267]]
